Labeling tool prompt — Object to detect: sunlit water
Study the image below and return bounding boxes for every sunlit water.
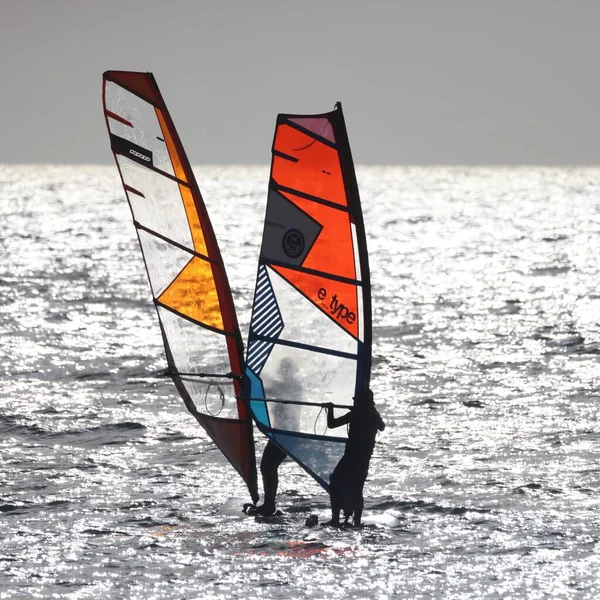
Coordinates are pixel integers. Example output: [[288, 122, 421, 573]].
[[1, 165, 600, 599]]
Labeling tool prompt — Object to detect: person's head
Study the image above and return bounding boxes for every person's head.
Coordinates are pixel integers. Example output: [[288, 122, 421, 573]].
[[354, 387, 374, 406]]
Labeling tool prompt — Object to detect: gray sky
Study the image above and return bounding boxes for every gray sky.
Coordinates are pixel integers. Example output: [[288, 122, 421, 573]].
[[2, 0, 599, 164]]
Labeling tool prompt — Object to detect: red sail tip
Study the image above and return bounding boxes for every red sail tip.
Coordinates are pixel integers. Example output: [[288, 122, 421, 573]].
[[104, 71, 162, 106]]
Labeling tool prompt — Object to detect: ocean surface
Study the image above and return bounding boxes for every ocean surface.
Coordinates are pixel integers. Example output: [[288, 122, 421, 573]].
[[1, 165, 600, 599]]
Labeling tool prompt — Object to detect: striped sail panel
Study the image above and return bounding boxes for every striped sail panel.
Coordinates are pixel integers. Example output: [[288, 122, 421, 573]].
[[246, 265, 284, 374], [245, 104, 371, 490], [102, 71, 258, 502]]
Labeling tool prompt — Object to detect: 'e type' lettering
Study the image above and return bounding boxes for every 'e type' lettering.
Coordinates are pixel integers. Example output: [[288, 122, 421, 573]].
[[317, 287, 356, 325]]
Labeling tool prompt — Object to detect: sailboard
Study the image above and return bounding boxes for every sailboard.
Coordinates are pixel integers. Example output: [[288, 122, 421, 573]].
[[102, 71, 258, 503], [244, 103, 371, 490]]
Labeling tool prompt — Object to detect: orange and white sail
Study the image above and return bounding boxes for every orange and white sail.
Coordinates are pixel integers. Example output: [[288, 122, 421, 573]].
[[244, 103, 372, 489], [102, 71, 258, 502]]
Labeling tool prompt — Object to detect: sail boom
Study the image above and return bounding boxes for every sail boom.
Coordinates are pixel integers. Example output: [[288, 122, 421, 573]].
[[248, 397, 350, 410], [178, 372, 239, 380]]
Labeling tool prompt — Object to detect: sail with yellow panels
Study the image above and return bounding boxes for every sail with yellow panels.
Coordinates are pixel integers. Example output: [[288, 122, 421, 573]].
[[102, 71, 258, 502]]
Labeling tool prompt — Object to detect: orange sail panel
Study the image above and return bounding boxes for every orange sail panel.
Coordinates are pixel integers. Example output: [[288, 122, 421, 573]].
[[272, 124, 347, 207], [158, 257, 223, 329], [271, 265, 359, 339], [102, 70, 258, 503], [278, 190, 356, 280]]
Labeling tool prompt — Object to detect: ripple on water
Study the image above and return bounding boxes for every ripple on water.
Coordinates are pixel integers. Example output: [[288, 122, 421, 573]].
[[1, 166, 600, 598]]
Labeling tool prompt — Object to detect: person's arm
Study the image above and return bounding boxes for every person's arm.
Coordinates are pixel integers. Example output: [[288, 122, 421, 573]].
[[325, 403, 352, 429]]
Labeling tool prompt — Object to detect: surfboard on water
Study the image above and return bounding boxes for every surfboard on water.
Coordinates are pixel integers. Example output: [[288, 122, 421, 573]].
[[244, 103, 372, 492], [102, 71, 259, 504]]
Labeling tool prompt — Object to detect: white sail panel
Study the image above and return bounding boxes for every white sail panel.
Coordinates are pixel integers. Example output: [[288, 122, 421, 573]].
[[267, 267, 357, 355], [157, 307, 230, 375], [137, 229, 193, 297], [105, 81, 174, 175], [118, 155, 194, 250]]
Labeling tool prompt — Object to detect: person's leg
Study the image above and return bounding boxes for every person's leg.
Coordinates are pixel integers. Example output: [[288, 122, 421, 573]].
[[351, 471, 367, 526], [353, 492, 364, 526], [323, 459, 347, 526], [258, 440, 287, 514], [321, 488, 342, 526]]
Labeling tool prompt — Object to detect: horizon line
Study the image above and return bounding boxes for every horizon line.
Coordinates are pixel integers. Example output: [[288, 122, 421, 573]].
[[1, 162, 599, 169]]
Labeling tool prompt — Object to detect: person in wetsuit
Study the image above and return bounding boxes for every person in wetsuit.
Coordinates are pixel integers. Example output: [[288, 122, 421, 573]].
[[324, 388, 385, 526], [250, 358, 302, 516]]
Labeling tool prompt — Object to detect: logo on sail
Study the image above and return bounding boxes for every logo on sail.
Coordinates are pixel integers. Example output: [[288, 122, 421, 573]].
[[129, 149, 151, 162], [318, 287, 356, 325], [109, 134, 154, 166], [282, 229, 305, 259]]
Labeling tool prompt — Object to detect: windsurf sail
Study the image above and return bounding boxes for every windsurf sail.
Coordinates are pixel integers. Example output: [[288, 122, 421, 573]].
[[102, 71, 258, 502], [244, 103, 371, 490]]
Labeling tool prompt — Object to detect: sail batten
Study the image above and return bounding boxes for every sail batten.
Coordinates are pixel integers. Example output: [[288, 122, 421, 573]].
[[249, 336, 358, 360], [103, 70, 258, 503], [134, 222, 215, 264], [272, 183, 353, 213], [261, 259, 363, 286], [281, 121, 338, 149], [245, 103, 371, 491]]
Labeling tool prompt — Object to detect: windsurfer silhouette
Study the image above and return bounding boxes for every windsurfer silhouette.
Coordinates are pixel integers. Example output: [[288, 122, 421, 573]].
[[323, 388, 385, 526], [246, 357, 302, 516]]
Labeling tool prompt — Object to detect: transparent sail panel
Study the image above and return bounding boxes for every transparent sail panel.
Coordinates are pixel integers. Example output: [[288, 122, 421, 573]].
[[265, 400, 347, 438], [158, 307, 230, 375], [137, 229, 193, 297], [180, 378, 239, 420], [272, 433, 346, 487], [288, 117, 336, 143], [267, 267, 357, 355], [118, 155, 194, 250], [260, 343, 355, 407], [105, 81, 174, 175]]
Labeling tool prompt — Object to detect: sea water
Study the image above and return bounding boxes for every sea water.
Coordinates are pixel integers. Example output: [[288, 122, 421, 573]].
[[1, 165, 599, 599]]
